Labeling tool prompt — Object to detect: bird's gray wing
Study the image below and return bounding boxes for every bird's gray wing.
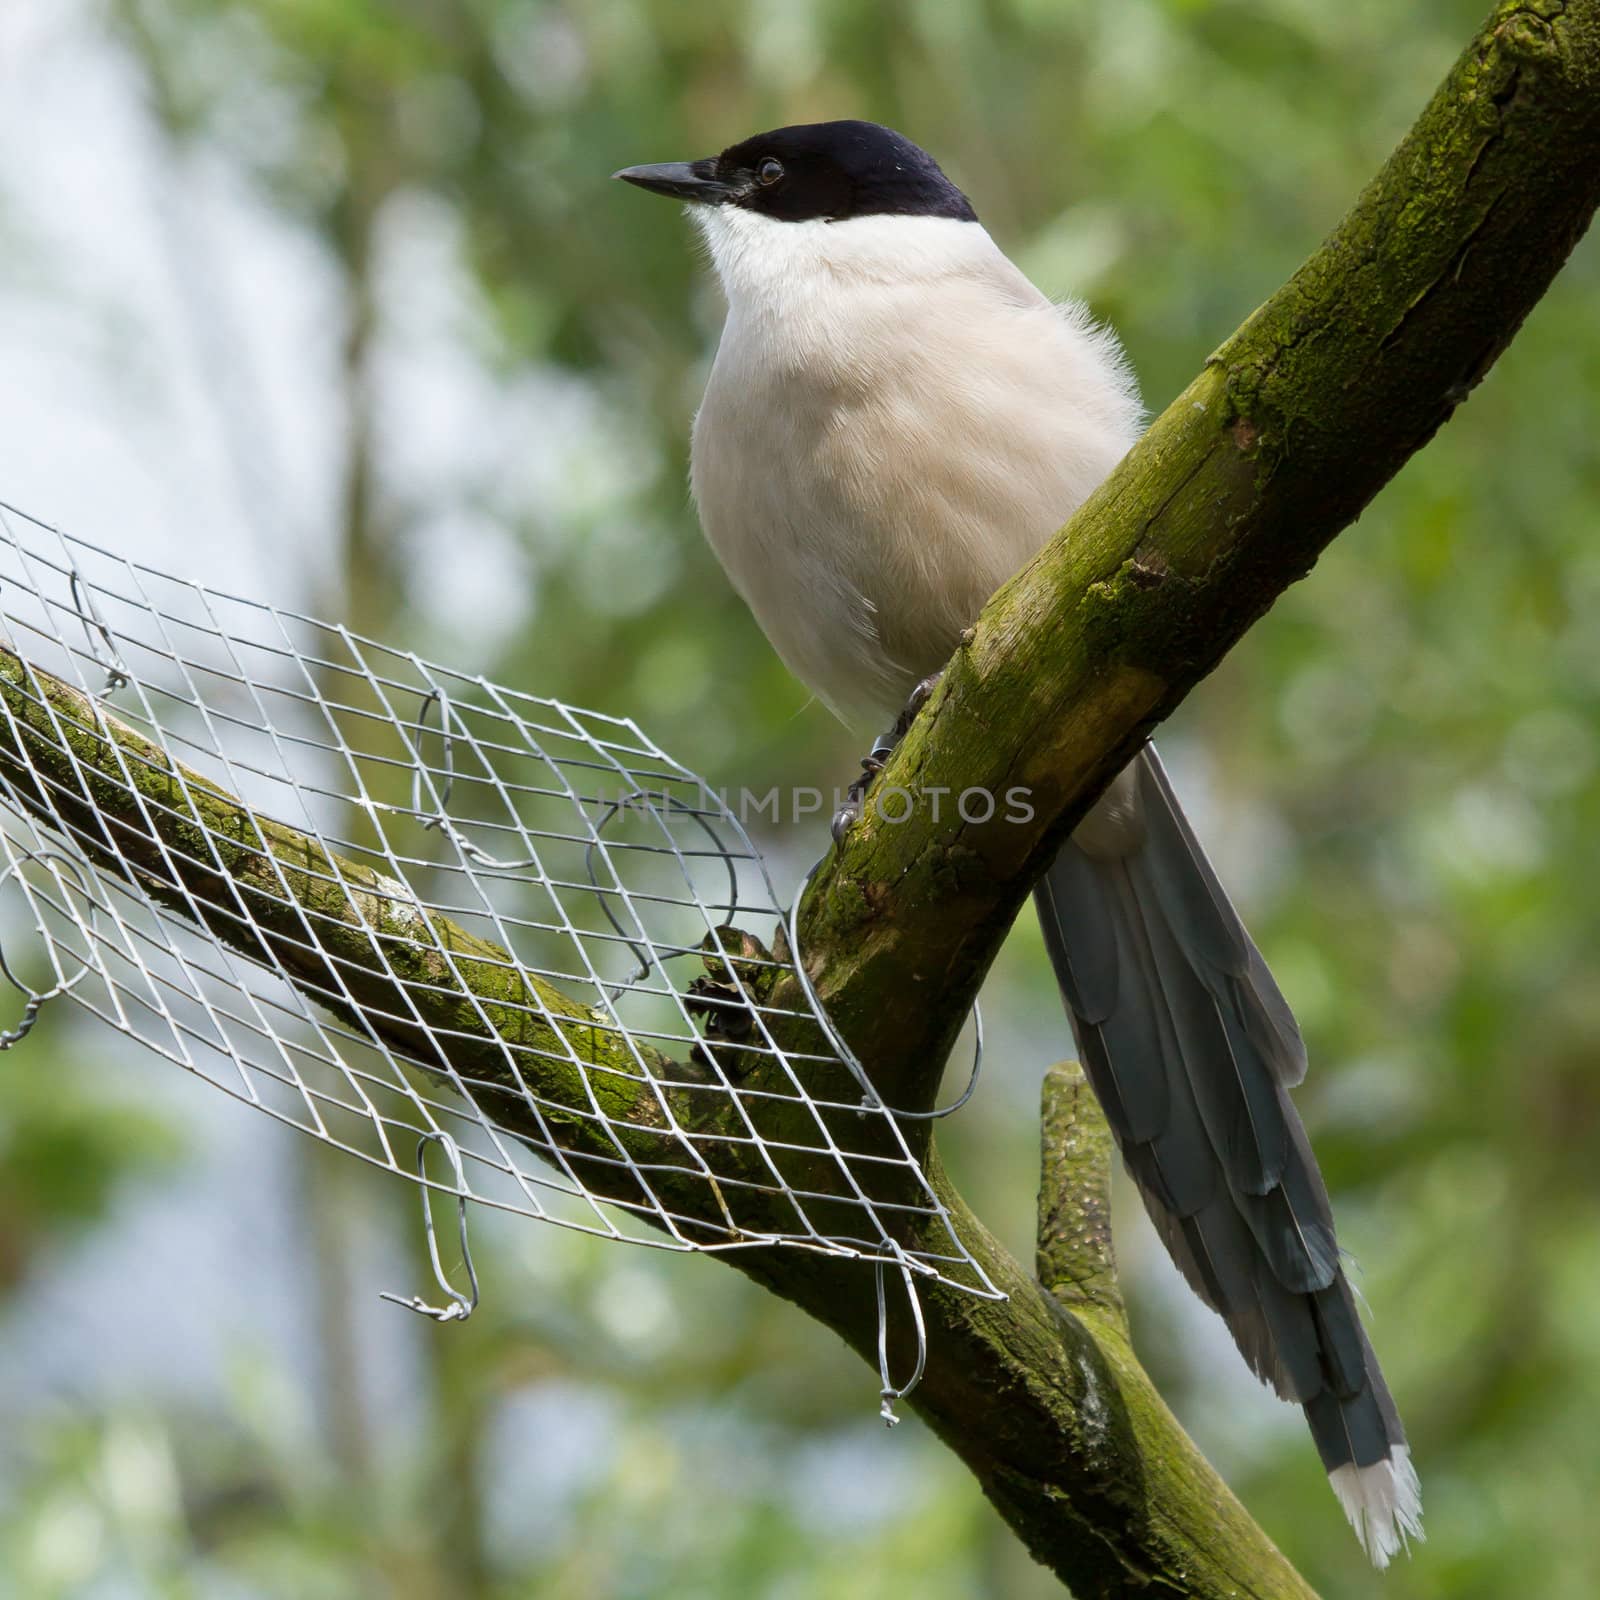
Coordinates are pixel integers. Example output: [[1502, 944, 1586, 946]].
[[1034, 745, 1420, 1566]]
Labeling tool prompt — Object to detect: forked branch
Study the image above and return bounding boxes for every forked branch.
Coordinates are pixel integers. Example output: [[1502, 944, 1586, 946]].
[[2, 3, 1597, 1594]]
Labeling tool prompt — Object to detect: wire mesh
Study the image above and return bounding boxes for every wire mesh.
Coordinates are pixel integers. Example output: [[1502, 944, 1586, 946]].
[[0, 498, 999, 1307]]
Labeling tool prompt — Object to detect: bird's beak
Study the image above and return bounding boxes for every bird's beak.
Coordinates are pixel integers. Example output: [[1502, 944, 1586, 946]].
[[612, 160, 734, 204]]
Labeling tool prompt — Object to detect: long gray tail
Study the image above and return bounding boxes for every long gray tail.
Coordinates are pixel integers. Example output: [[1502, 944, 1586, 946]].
[[1034, 746, 1421, 1566]]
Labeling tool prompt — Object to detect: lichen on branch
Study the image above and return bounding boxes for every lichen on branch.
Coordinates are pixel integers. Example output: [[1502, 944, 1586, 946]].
[[0, 4, 1594, 1594]]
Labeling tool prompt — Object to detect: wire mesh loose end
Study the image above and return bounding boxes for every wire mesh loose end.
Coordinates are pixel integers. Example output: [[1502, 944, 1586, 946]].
[[68, 565, 130, 695], [786, 852, 986, 1121], [874, 1244, 928, 1426], [0, 843, 98, 1048], [379, 1132, 481, 1325]]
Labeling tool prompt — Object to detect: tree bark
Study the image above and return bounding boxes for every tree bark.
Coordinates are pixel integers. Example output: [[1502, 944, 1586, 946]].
[[2, 3, 1597, 1595]]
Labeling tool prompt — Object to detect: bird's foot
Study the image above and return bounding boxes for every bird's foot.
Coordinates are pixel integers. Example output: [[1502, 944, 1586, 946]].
[[889, 672, 942, 744], [829, 672, 944, 842], [831, 739, 893, 841]]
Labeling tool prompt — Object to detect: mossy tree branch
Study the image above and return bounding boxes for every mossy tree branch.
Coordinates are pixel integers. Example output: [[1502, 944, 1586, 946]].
[[1038, 1062, 1127, 1337], [1, 4, 1596, 1596]]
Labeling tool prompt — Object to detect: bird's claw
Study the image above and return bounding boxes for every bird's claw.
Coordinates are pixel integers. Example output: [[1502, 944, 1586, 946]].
[[832, 749, 886, 841], [829, 673, 944, 844], [896, 672, 940, 733]]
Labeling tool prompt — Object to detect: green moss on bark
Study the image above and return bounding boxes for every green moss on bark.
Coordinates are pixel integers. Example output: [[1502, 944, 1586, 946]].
[[0, 4, 1595, 1592]]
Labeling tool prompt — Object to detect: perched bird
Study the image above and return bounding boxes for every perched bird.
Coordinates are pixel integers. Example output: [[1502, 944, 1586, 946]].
[[617, 118, 1421, 1565]]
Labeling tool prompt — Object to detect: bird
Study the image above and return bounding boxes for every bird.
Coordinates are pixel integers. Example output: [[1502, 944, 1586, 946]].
[[616, 118, 1421, 1566]]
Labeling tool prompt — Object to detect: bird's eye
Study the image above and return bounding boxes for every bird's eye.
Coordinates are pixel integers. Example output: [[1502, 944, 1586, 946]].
[[757, 158, 784, 186]]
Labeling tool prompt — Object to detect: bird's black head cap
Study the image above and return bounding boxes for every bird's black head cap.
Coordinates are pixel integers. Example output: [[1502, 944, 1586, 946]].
[[614, 120, 977, 224]]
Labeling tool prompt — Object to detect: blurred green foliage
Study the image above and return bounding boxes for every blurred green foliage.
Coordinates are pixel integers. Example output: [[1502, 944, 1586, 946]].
[[2, 0, 1598, 1595]]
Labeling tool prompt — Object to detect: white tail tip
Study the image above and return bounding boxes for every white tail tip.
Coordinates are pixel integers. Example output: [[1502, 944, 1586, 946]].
[[1328, 1446, 1424, 1569]]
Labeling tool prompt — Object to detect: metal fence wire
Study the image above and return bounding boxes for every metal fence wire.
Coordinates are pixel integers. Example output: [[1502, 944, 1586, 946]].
[[0, 500, 1001, 1365]]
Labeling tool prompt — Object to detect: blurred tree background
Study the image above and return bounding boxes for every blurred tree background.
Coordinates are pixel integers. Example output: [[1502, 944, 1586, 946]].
[[0, 0, 1596, 1595]]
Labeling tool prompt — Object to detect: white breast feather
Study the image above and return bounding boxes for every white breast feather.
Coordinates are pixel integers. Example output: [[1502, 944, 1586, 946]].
[[689, 205, 1142, 727]]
